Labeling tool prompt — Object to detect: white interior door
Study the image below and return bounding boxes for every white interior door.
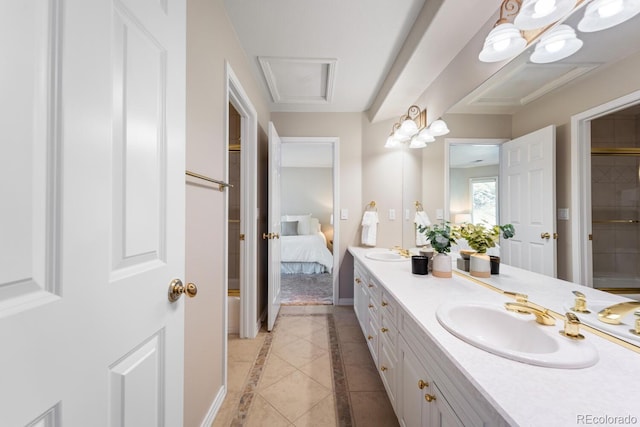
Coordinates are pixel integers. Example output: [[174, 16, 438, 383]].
[[500, 125, 557, 277], [267, 122, 282, 331], [0, 1, 186, 425]]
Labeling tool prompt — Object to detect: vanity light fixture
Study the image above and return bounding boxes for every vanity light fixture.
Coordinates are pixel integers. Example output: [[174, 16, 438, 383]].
[[480, 0, 639, 64], [385, 105, 448, 149]]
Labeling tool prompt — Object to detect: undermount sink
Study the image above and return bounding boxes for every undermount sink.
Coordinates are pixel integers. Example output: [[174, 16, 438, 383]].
[[436, 302, 599, 369], [365, 251, 409, 261]]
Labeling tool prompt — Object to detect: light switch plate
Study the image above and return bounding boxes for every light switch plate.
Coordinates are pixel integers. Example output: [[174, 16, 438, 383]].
[[558, 208, 569, 220], [389, 209, 396, 220], [436, 209, 444, 220], [340, 208, 348, 220]]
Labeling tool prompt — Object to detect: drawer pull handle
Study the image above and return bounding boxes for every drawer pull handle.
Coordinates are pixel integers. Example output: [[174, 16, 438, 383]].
[[367, 335, 373, 340], [382, 301, 388, 307], [418, 379, 429, 390], [380, 365, 388, 372], [368, 304, 374, 309], [368, 283, 374, 288], [355, 278, 362, 284], [425, 394, 436, 403], [381, 327, 389, 333]]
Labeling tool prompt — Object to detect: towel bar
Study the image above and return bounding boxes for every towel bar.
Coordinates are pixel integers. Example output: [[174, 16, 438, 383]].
[[185, 170, 233, 192]]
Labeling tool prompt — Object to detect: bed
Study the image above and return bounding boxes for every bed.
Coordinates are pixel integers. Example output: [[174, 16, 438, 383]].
[[280, 215, 333, 274]]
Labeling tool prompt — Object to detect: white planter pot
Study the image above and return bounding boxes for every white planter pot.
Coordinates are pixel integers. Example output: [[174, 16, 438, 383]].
[[470, 253, 491, 278], [432, 253, 452, 278]]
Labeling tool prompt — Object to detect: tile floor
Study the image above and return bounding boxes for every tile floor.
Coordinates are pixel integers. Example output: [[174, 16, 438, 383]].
[[212, 305, 399, 426]]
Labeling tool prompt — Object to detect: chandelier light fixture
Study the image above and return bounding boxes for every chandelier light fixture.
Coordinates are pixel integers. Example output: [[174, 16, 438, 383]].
[[479, 0, 640, 64], [384, 105, 449, 149]]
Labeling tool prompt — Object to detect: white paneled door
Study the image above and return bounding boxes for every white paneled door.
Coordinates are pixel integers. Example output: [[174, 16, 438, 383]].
[[267, 122, 282, 331], [0, 0, 186, 425], [500, 125, 557, 277]]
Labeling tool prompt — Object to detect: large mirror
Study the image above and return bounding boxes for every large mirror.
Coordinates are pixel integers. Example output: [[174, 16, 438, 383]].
[[398, 6, 640, 346]]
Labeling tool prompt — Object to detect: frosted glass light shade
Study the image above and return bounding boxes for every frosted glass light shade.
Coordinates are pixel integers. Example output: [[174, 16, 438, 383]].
[[578, 0, 640, 32], [397, 118, 419, 138], [429, 119, 450, 136], [514, 0, 577, 30], [530, 24, 583, 63], [417, 128, 435, 142], [479, 23, 527, 62], [385, 135, 401, 148], [409, 137, 427, 149]]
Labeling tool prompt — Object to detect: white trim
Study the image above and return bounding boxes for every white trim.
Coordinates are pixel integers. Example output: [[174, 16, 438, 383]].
[[226, 61, 259, 341], [570, 89, 640, 286], [280, 136, 341, 304], [199, 386, 226, 427], [337, 298, 354, 306]]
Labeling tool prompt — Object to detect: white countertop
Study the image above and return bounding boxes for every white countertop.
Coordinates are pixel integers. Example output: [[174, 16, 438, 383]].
[[349, 246, 640, 427]]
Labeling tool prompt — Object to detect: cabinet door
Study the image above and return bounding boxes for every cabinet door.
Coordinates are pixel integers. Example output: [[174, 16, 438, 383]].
[[353, 266, 368, 334], [398, 337, 430, 427], [379, 337, 398, 411], [429, 382, 465, 427]]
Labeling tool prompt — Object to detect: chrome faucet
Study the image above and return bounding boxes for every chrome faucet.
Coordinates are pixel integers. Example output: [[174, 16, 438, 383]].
[[505, 301, 556, 326], [597, 301, 640, 325]]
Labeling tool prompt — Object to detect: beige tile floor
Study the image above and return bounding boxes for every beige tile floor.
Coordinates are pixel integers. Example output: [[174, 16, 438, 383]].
[[212, 305, 399, 426]]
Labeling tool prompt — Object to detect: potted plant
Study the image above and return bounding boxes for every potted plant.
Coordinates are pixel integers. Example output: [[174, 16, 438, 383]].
[[418, 221, 459, 278], [458, 223, 515, 277]]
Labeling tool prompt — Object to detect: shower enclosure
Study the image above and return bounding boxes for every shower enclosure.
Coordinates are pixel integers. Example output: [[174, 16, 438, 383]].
[[591, 106, 640, 299]]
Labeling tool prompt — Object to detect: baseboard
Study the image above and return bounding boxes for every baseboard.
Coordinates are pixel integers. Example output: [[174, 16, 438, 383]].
[[337, 298, 354, 306], [200, 385, 226, 427]]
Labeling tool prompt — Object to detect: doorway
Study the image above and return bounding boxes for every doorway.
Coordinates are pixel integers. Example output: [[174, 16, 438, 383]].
[[571, 88, 640, 299], [279, 137, 340, 305]]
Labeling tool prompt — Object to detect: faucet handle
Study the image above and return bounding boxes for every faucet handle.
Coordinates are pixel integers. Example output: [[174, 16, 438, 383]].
[[559, 312, 585, 340], [630, 311, 640, 336], [571, 290, 590, 313], [504, 291, 528, 303]]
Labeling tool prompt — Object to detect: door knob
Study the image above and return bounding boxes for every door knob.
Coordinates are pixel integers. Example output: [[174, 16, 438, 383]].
[[168, 278, 198, 303], [541, 232, 551, 240]]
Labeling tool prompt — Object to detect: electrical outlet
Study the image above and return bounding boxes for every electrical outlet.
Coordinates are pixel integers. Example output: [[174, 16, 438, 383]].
[[389, 209, 396, 220]]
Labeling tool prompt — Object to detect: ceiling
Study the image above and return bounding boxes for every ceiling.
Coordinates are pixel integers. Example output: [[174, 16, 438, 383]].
[[223, 0, 640, 121], [223, 0, 497, 121]]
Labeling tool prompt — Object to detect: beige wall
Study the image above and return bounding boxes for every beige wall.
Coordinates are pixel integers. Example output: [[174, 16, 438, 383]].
[[511, 51, 640, 281], [185, 0, 270, 425], [271, 112, 363, 301]]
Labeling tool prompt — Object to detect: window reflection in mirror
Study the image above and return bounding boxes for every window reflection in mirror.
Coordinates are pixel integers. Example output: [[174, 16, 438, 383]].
[[445, 140, 504, 228]]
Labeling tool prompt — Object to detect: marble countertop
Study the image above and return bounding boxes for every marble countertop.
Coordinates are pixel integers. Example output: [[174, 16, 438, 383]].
[[349, 246, 640, 427]]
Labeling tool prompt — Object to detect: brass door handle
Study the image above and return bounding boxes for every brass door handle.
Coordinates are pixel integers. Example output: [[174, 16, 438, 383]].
[[541, 232, 551, 240], [168, 279, 198, 303], [418, 379, 429, 390], [425, 394, 436, 402]]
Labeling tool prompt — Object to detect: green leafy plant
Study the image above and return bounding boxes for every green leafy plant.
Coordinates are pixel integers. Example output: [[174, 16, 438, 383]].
[[458, 222, 515, 254], [418, 221, 460, 254]]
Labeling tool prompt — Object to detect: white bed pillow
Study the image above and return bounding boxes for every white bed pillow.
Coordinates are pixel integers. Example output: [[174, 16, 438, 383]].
[[284, 214, 312, 235], [309, 217, 320, 234]]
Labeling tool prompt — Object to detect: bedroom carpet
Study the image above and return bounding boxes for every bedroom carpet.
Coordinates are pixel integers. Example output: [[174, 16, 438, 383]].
[[280, 273, 333, 305]]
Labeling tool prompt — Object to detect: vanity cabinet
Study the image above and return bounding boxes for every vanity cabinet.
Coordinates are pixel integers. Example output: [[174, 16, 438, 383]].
[[353, 259, 487, 427]]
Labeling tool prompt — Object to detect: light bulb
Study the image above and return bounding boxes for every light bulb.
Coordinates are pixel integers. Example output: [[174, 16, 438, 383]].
[[534, 0, 557, 17], [598, 0, 624, 17], [545, 39, 566, 53], [493, 35, 512, 52]]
